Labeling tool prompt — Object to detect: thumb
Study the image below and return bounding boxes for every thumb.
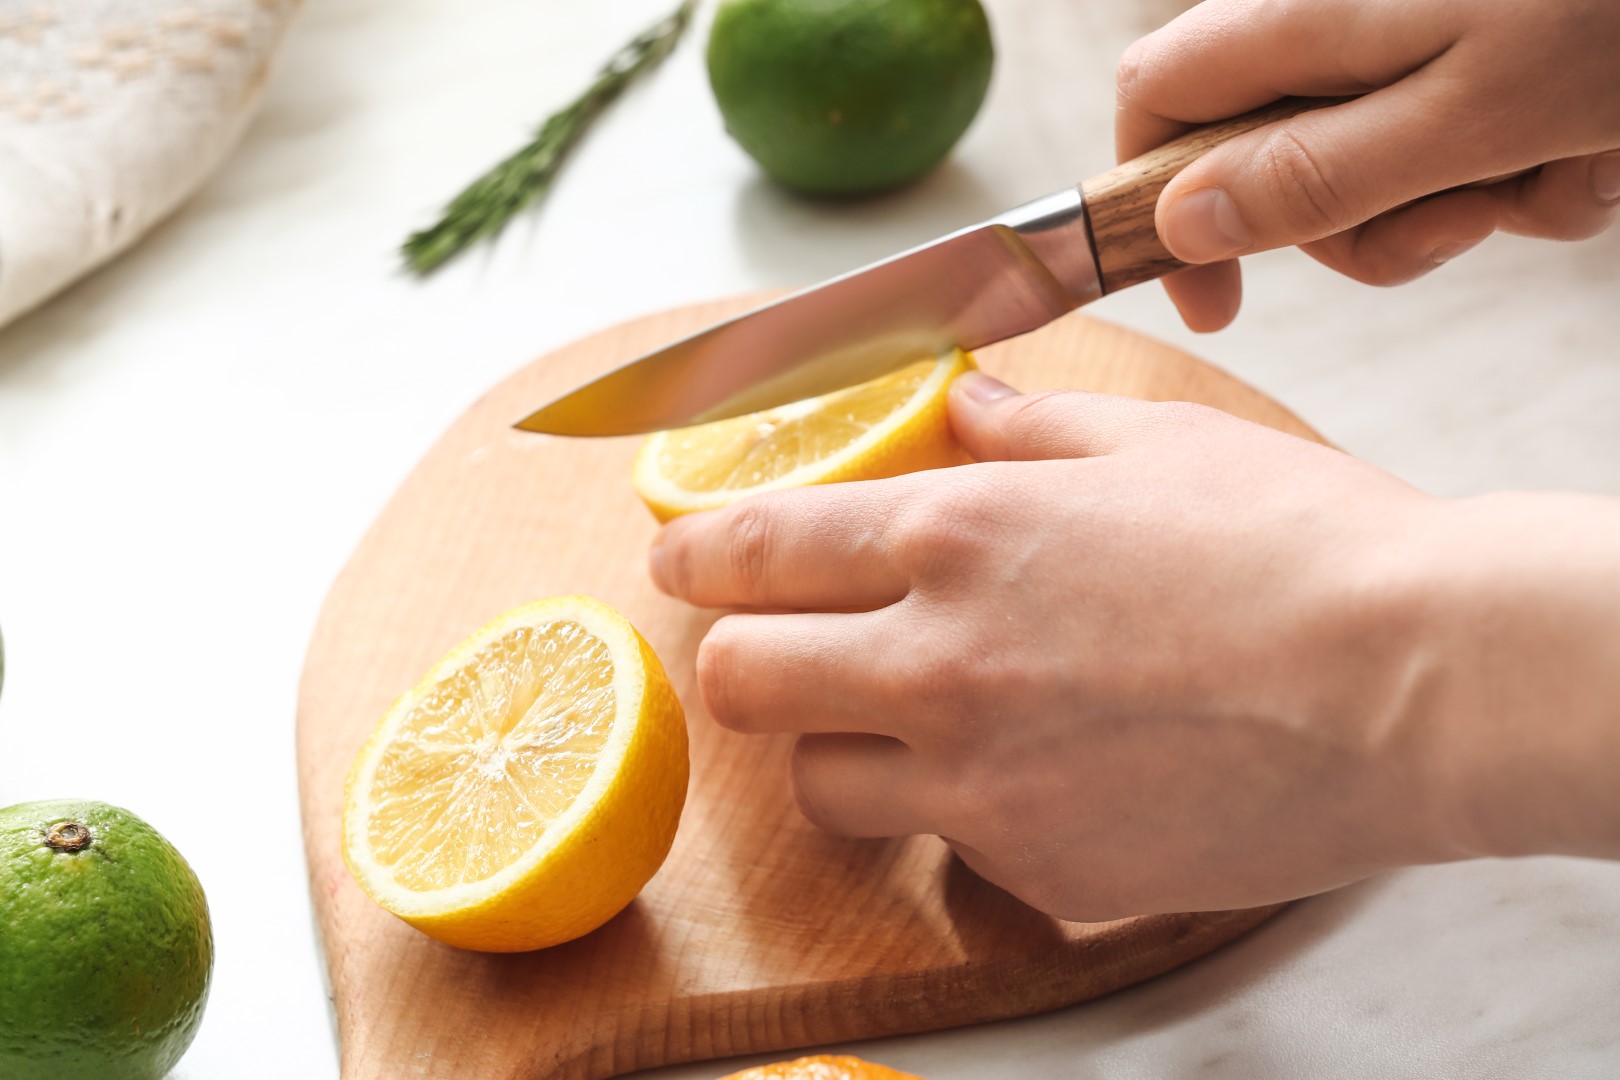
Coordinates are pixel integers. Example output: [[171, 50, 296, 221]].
[[947, 372, 1155, 462], [1156, 82, 1525, 264]]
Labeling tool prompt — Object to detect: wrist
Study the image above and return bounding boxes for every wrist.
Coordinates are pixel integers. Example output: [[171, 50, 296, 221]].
[[1394, 492, 1620, 862], [1319, 493, 1493, 870]]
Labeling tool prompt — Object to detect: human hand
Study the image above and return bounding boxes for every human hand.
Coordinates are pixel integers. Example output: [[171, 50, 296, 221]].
[[651, 374, 1494, 919], [1118, 0, 1620, 331]]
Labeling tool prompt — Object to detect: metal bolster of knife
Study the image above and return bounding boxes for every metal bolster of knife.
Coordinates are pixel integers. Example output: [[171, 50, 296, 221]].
[[996, 99, 1340, 306], [992, 189, 1104, 312]]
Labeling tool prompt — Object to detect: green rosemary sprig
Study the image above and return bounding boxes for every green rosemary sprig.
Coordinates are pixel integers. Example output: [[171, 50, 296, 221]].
[[401, 1, 697, 276]]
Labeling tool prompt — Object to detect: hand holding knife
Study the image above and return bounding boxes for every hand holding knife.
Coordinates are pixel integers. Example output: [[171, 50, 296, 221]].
[[516, 98, 1334, 438]]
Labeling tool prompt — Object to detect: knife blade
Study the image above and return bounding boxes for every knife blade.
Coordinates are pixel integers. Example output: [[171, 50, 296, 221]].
[[516, 97, 1331, 437]]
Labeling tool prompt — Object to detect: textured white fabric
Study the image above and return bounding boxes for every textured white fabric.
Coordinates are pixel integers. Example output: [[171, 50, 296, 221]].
[[0, 0, 298, 326]]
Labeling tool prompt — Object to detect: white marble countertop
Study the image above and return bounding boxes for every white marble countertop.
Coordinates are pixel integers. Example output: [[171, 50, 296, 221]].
[[0, 1, 1616, 1077]]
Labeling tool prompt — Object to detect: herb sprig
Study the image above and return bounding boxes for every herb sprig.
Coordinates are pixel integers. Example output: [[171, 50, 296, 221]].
[[402, 1, 697, 276]]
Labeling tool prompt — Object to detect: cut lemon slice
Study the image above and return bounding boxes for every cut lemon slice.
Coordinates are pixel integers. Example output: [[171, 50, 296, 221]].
[[633, 349, 976, 522], [341, 595, 687, 952]]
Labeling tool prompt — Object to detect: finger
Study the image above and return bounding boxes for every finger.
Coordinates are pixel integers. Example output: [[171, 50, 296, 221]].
[[652, 482, 915, 611], [1490, 154, 1620, 241], [1300, 155, 1620, 284], [1299, 187, 1501, 285], [791, 733, 929, 839], [948, 378, 1162, 462], [1160, 260, 1243, 333], [1116, 0, 1457, 163], [698, 610, 914, 739], [1154, 41, 1592, 266]]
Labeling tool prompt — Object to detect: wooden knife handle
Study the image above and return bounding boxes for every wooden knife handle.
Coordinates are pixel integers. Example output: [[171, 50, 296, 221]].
[[1081, 97, 1341, 295]]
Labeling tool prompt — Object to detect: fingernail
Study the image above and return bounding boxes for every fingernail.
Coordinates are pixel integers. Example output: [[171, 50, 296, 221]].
[[1592, 151, 1620, 205], [1431, 236, 1485, 266], [648, 542, 669, 592], [955, 371, 1017, 403], [1162, 187, 1251, 263]]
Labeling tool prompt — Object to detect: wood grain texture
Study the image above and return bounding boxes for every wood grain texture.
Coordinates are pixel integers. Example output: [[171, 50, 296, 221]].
[[297, 296, 1324, 1080], [1081, 97, 1337, 294]]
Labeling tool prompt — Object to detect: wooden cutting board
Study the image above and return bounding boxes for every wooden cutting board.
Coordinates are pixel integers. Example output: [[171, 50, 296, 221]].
[[297, 296, 1321, 1080]]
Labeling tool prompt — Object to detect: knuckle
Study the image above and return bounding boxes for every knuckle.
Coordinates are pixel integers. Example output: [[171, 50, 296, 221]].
[[998, 389, 1080, 445], [723, 500, 775, 598], [893, 479, 996, 578], [1252, 125, 1359, 240], [1114, 40, 1151, 104]]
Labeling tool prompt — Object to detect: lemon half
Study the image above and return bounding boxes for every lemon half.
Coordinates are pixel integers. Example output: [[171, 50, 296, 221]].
[[633, 349, 975, 521], [341, 596, 687, 952]]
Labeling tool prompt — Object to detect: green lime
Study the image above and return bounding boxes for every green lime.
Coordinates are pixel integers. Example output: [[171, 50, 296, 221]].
[[0, 800, 213, 1080], [707, 0, 994, 195]]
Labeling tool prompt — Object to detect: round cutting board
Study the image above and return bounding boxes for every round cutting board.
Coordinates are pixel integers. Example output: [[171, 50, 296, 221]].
[[297, 296, 1317, 1079]]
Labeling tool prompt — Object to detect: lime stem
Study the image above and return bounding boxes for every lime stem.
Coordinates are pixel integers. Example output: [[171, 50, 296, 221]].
[[45, 821, 91, 852]]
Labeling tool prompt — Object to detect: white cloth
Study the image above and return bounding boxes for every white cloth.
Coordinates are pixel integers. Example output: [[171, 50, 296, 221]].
[[0, 0, 297, 327]]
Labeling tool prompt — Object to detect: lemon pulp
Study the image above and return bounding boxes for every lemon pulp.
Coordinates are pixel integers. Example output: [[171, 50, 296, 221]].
[[367, 620, 614, 891], [634, 350, 974, 521], [343, 596, 688, 952]]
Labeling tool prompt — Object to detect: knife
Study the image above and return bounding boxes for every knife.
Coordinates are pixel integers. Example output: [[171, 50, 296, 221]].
[[516, 97, 1332, 437]]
